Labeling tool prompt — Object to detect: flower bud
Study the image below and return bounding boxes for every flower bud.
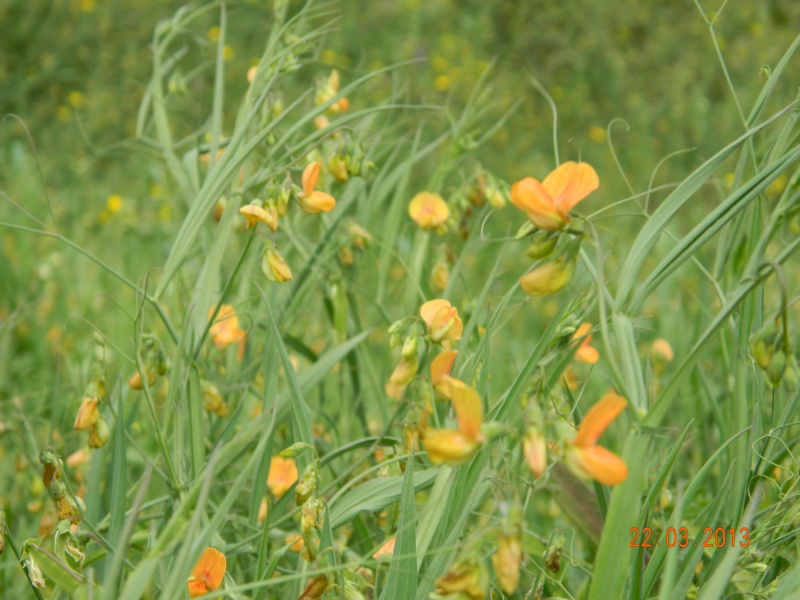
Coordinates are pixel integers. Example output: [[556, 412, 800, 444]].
[[768, 350, 787, 386], [525, 235, 557, 259], [262, 247, 293, 282], [520, 255, 576, 296], [299, 574, 328, 599], [88, 418, 109, 449], [328, 155, 349, 182]]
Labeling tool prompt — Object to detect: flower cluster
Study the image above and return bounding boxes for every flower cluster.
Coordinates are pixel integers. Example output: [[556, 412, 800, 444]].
[[511, 161, 599, 296]]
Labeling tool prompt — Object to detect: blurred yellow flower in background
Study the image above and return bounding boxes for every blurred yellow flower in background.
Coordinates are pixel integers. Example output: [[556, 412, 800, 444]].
[[267, 456, 298, 499], [208, 305, 246, 350], [409, 192, 449, 231]]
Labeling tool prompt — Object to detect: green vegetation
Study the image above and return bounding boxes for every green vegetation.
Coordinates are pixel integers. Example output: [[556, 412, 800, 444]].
[[3, 1, 800, 598]]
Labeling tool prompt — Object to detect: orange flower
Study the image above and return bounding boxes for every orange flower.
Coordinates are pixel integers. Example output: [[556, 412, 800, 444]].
[[187, 547, 226, 597], [423, 380, 484, 466], [409, 192, 449, 231], [267, 456, 298, 499], [420, 299, 463, 344], [511, 161, 599, 229], [298, 162, 336, 214], [573, 323, 599, 365], [208, 305, 246, 350], [431, 349, 459, 399], [523, 428, 547, 478], [565, 392, 628, 486], [373, 536, 396, 560]]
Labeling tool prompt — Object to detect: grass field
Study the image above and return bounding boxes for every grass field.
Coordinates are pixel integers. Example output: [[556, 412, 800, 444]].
[[3, 1, 800, 598]]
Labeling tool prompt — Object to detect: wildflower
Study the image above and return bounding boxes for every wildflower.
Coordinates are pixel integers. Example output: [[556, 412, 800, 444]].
[[286, 535, 304, 551], [573, 323, 599, 365], [73, 396, 99, 431], [201, 381, 228, 418], [208, 305, 246, 350], [187, 547, 226, 597], [423, 380, 484, 466], [435, 554, 489, 600], [430, 349, 459, 399], [299, 575, 329, 600], [328, 154, 349, 182], [420, 299, 462, 344], [66, 449, 90, 469], [262, 246, 293, 282], [523, 428, 547, 478], [520, 255, 575, 296], [267, 456, 298, 499], [408, 192, 449, 231], [565, 392, 628, 486], [315, 69, 349, 114], [373, 537, 396, 560], [87, 419, 109, 449], [127, 368, 157, 390], [240, 201, 278, 231], [389, 336, 419, 387], [106, 194, 123, 214], [431, 262, 449, 290], [511, 161, 599, 230], [650, 338, 674, 375], [493, 506, 522, 594], [297, 162, 336, 214]]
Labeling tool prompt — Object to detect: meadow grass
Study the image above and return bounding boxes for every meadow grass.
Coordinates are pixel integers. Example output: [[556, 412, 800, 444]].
[[3, 1, 800, 599]]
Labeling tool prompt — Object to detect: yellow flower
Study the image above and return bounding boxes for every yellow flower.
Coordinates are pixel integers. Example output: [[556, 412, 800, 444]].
[[298, 162, 336, 214], [208, 305, 246, 350], [267, 456, 298, 499], [408, 192, 449, 230], [420, 299, 463, 344], [511, 161, 599, 229], [493, 528, 522, 594], [73, 396, 99, 431], [423, 380, 484, 466], [573, 323, 599, 364], [435, 555, 488, 599], [315, 69, 349, 114], [262, 247, 293, 282], [240, 202, 278, 231], [565, 392, 628, 486], [520, 256, 575, 296], [650, 338, 674, 375], [106, 194, 123, 214], [187, 547, 226, 597]]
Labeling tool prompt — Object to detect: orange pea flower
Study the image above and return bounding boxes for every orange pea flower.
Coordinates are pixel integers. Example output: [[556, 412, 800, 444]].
[[408, 192, 449, 231], [187, 547, 226, 597], [420, 299, 463, 344], [573, 323, 599, 365], [511, 161, 599, 230], [565, 392, 628, 486], [298, 162, 336, 214], [208, 305, 246, 350], [423, 380, 484, 466], [73, 396, 99, 431], [431, 349, 459, 399], [267, 456, 298, 499]]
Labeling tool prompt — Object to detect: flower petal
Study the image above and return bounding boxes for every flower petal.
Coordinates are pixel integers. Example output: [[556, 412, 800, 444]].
[[431, 350, 458, 386], [569, 445, 628, 486], [542, 161, 599, 214], [302, 162, 321, 197], [510, 178, 565, 229], [572, 391, 626, 447], [188, 547, 226, 597], [423, 429, 480, 465], [449, 379, 483, 440]]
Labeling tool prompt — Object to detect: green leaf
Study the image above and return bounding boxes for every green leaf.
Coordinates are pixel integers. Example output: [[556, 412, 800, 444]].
[[381, 456, 417, 599]]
